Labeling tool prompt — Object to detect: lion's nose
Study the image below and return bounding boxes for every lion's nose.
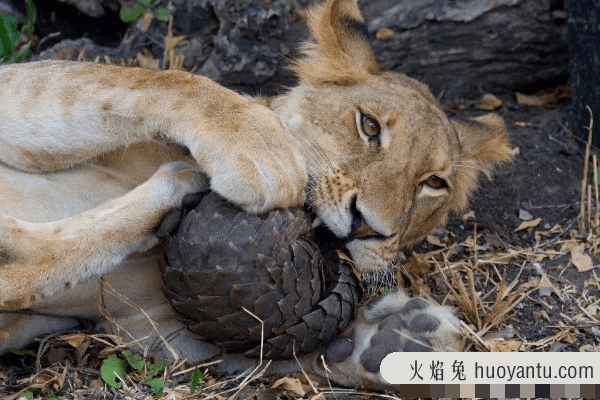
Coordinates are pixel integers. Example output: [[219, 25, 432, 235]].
[[348, 195, 383, 240]]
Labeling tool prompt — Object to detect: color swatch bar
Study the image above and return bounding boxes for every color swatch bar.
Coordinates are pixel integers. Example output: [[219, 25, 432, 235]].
[[394, 384, 600, 398]]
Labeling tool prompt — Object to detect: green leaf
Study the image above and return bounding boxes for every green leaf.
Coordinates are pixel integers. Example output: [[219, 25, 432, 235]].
[[148, 377, 165, 397], [47, 395, 59, 400], [284, 0, 293, 14], [119, 3, 147, 22], [189, 369, 204, 394], [19, 389, 33, 400], [145, 359, 168, 381], [100, 354, 127, 388], [122, 350, 145, 371], [8, 347, 36, 357], [23, 0, 37, 36], [0, 13, 19, 61], [154, 7, 170, 22]]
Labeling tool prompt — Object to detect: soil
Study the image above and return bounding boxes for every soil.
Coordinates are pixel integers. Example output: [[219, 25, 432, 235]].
[[441, 99, 596, 350]]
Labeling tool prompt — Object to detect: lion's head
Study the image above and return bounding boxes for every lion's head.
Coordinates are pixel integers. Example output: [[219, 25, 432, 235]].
[[271, 0, 511, 271]]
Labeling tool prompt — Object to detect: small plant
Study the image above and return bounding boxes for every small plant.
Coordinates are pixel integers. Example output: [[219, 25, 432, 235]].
[[144, 359, 168, 396], [17, 389, 33, 400], [120, 0, 170, 23], [99, 351, 172, 397], [284, 0, 293, 15], [189, 369, 204, 394], [100, 354, 128, 388], [0, 0, 36, 64]]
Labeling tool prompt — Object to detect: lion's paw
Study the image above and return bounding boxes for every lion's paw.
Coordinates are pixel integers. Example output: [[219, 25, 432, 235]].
[[318, 290, 464, 389], [145, 162, 209, 236]]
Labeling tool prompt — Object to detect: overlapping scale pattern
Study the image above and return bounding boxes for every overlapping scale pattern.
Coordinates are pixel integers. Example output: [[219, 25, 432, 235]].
[[163, 192, 359, 359]]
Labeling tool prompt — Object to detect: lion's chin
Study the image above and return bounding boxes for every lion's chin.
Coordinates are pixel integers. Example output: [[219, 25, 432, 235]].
[[345, 238, 398, 272]]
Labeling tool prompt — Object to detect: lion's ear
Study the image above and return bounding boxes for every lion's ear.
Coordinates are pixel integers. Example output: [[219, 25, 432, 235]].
[[293, 0, 379, 84], [451, 113, 513, 210]]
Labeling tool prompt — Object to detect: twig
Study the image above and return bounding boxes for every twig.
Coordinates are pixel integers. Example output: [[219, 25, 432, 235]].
[[459, 320, 490, 352], [171, 360, 222, 377], [292, 347, 319, 395], [580, 105, 594, 230], [588, 184, 593, 232], [594, 155, 599, 231]]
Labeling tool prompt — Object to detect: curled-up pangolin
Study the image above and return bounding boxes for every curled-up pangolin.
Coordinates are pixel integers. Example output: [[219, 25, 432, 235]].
[[163, 191, 359, 359]]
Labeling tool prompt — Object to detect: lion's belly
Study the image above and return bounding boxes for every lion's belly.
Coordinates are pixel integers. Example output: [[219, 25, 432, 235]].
[[0, 164, 131, 222]]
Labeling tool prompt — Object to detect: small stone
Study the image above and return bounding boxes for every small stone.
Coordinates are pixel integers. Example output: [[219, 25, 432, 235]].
[[519, 209, 533, 221]]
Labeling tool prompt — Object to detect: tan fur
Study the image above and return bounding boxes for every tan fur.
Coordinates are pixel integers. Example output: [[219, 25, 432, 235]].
[[0, 0, 510, 388]]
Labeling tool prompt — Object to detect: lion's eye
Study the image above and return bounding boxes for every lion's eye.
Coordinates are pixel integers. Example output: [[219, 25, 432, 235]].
[[424, 175, 447, 189], [360, 114, 381, 139]]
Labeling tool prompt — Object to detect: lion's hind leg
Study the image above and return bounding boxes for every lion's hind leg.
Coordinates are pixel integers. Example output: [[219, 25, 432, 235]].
[[0, 162, 207, 310], [308, 290, 465, 389]]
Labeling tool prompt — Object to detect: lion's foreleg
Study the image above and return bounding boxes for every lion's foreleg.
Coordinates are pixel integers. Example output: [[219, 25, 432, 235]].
[[0, 61, 306, 212], [0, 162, 207, 310]]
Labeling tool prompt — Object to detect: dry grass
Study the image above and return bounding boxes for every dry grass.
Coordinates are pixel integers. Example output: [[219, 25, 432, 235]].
[[5, 214, 597, 399]]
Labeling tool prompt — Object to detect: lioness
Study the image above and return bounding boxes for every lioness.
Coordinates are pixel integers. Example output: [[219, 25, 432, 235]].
[[0, 0, 510, 389]]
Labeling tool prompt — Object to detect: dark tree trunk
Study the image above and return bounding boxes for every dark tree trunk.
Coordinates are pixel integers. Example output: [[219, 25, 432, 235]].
[[33, 0, 569, 100], [363, 0, 569, 99], [566, 0, 600, 146]]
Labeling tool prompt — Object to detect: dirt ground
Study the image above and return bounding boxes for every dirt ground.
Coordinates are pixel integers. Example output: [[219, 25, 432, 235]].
[[439, 98, 597, 351]]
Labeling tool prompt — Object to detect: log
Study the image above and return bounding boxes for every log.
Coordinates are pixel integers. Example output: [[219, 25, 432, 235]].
[[566, 0, 600, 146], [364, 0, 569, 99], [33, 0, 568, 100]]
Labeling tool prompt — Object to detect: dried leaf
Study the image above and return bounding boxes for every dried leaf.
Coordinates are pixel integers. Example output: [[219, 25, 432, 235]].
[[426, 234, 444, 247], [508, 146, 520, 156], [560, 239, 578, 253], [579, 344, 595, 352], [336, 249, 352, 262], [272, 377, 306, 397], [59, 333, 87, 348], [563, 333, 578, 344], [520, 276, 541, 289], [486, 339, 523, 352], [136, 10, 154, 32], [476, 93, 504, 111], [515, 86, 571, 107], [514, 121, 531, 127], [136, 49, 159, 70], [584, 272, 600, 288], [571, 244, 593, 272], [520, 273, 558, 299], [375, 27, 396, 39], [461, 210, 476, 222], [405, 252, 430, 276], [514, 217, 542, 231]]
